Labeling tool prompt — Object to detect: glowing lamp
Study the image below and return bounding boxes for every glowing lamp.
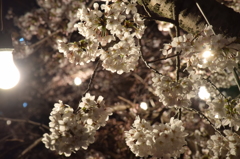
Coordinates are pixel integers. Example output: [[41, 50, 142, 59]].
[[0, 32, 20, 89]]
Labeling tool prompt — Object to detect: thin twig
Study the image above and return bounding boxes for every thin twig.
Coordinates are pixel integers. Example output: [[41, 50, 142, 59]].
[[172, 5, 181, 82], [75, 59, 101, 113], [133, 73, 155, 94], [141, 0, 151, 17], [0, 117, 49, 130], [0, 135, 11, 143], [29, 30, 60, 49], [182, 107, 225, 137], [139, 39, 162, 75], [233, 67, 240, 91], [118, 96, 135, 107], [147, 53, 181, 63], [151, 107, 168, 125], [81, 58, 101, 98], [176, 54, 181, 80], [178, 108, 182, 120], [203, 78, 227, 99], [18, 137, 42, 158]]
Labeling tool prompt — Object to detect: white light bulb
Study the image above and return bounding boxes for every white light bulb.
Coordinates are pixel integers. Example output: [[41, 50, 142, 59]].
[[140, 102, 148, 110], [0, 49, 20, 89], [74, 77, 82, 86]]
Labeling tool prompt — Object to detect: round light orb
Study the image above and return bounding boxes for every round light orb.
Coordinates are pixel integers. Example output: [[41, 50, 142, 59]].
[[74, 77, 82, 86], [198, 86, 210, 100], [140, 102, 148, 110], [202, 50, 213, 59]]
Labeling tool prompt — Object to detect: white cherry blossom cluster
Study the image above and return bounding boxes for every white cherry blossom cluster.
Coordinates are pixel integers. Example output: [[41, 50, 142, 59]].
[[163, 26, 239, 72], [100, 37, 140, 74], [14, 9, 46, 40], [58, 0, 145, 74], [206, 97, 240, 131], [74, 0, 144, 45], [58, 39, 100, 65], [14, 0, 83, 40], [42, 93, 112, 157], [37, 0, 83, 31], [207, 130, 240, 159], [125, 116, 188, 158], [152, 74, 193, 107], [224, 0, 240, 13]]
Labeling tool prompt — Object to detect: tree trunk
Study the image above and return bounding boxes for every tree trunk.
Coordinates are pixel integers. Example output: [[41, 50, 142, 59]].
[[139, 0, 240, 37]]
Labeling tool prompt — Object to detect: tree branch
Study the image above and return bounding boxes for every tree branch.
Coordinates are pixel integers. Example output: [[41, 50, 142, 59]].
[[18, 137, 42, 158], [139, 39, 162, 75], [147, 52, 181, 63], [0, 117, 49, 130], [182, 107, 225, 137], [233, 67, 240, 91], [81, 58, 101, 98], [139, 0, 240, 37]]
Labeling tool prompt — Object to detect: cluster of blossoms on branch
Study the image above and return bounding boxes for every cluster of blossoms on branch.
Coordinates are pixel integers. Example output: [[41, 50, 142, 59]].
[[13, 0, 82, 40], [125, 116, 188, 158], [8, 0, 83, 57], [207, 97, 240, 131], [152, 74, 194, 107], [58, 0, 145, 74], [207, 130, 240, 159], [42, 93, 112, 157], [163, 26, 239, 72]]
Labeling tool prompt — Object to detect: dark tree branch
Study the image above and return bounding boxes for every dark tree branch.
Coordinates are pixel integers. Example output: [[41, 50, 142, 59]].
[[18, 137, 42, 158], [147, 52, 181, 63], [0, 117, 49, 130], [139, 39, 162, 75], [138, 0, 240, 37], [81, 58, 101, 98], [182, 107, 225, 137]]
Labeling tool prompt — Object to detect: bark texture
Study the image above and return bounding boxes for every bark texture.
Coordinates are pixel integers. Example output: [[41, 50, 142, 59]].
[[139, 0, 240, 37]]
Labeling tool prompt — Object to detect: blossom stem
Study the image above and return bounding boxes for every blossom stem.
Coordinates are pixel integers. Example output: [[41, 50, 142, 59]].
[[139, 39, 162, 75], [203, 77, 227, 99], [147, 53, 181, 63], [151, 107, 168, 125], [178, 108, 182, 120], [141, 0, 151, 17], [182, 107, 225, 137], [29, 30, 61, 49], [18, 137, 42, 158], [81, 58, 101, 98]]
